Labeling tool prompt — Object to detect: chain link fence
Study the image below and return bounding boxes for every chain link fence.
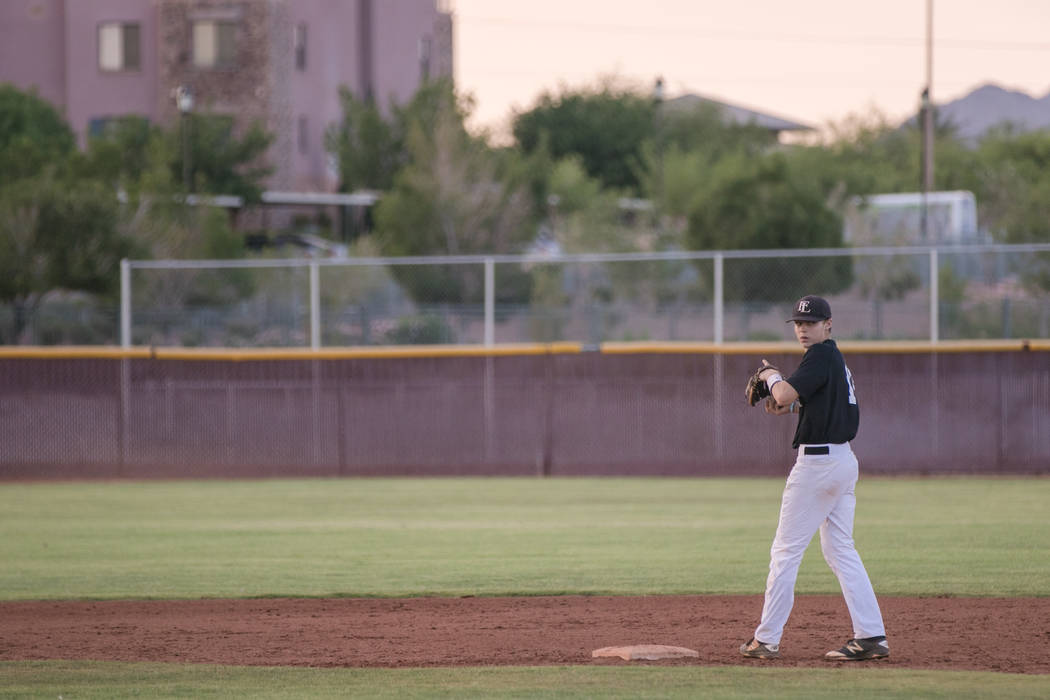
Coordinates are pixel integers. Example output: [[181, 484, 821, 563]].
[[113, 244, 1050, 348], [5, 244, 1049, 346]]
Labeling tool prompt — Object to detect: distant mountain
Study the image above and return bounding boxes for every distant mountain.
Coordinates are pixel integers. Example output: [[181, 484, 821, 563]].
[[908, 83, 1050, 141]]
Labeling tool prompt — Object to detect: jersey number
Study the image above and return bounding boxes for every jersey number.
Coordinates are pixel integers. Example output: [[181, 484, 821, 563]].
[[845, 365, 857, 405]]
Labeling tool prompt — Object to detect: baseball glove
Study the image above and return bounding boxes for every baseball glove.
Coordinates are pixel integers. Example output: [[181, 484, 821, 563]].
[[744, 364, 780, 407]]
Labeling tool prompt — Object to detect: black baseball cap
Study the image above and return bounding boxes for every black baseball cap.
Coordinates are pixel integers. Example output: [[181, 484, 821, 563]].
[[787, 295, 831, 322]]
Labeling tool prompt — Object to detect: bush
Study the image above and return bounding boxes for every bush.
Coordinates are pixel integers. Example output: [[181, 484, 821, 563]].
[[384, 314, 455, 345]]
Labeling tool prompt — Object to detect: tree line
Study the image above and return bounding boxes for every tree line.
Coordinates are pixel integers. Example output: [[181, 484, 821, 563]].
[[1, 78, 1049, 343]]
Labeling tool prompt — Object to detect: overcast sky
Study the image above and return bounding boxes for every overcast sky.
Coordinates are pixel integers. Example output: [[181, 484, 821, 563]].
[[451, 0, 1050, 137]]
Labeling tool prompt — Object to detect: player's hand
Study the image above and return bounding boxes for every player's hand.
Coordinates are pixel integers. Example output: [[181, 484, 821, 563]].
[[764, 397, 792, 415], [757, 359, 778, 382]]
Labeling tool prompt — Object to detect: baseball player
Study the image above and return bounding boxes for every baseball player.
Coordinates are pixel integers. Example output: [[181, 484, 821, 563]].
[[739, 295, 889, 661]]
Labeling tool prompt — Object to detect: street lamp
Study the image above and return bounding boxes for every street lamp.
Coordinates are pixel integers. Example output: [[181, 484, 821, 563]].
[[174, 85, 194, 194]]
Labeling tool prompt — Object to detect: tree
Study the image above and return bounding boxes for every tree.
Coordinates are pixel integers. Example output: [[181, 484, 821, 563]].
[[785, 107, 974, 213], [0, 83, 76, 187], [970, 128, 1050, 243], [641, 102, 779, 227], [540, 155, 693, 342], [327, 79, 485, 195], [172, 114, 273, 202], [0, 175, 131, 342], [325, 87, 401, 192], [952, 128, 1050, 316], [374, 82, 536, 306], [544, 156, 624, 252], [72, 112, 273, 205], [654, 100, 776, 161], [512, 80, 657, 192], [785, 112, 919, 206], [75, 116, 156, 193], [685, 153, 852, 312], [86, 122, 257, 335], [0, 85, 138, 343]]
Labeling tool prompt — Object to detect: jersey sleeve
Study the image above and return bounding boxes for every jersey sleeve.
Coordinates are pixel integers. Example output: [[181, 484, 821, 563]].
[[787, 344, 830, 401]]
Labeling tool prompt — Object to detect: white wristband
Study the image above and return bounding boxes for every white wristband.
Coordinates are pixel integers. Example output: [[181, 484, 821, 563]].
[[765, 373, 783, 390]]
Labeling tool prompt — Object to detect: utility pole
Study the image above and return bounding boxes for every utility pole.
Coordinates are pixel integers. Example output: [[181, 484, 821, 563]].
[[921, 0, 934, 240]]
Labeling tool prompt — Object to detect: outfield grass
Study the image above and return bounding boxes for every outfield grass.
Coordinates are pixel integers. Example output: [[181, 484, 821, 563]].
[[2, 661, 1048, 699], [0, 477, 1047, 600]]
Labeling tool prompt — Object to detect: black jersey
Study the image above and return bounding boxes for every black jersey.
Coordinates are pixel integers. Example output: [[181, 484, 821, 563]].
[[786, 339, 859, 448]]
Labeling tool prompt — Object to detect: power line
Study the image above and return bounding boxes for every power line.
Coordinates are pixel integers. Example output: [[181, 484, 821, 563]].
[[457, 15, 1050, 52], [458, 65, 1035, 92]]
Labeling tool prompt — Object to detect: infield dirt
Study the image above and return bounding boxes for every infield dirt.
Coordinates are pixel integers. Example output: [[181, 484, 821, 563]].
[[2, 595, 1048, 674]]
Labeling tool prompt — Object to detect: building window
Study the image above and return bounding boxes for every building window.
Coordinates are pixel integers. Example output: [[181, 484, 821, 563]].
[[193, 20, 237, 68], [294, 23, 307, 71], [98, 22, 141, 71], [297, 116, 308, 154], [88, 117, 113, 138]]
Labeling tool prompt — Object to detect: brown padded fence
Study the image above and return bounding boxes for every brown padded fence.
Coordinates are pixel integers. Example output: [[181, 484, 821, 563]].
[[1, 342, 1048, 479]]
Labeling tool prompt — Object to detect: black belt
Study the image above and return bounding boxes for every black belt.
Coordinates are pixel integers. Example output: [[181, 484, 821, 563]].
[[803, 445, 829, 455]]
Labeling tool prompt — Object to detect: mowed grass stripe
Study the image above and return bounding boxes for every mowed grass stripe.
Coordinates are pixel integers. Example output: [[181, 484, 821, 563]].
[[0, 477, 1048, 600], [1, 661, 1048, 700]]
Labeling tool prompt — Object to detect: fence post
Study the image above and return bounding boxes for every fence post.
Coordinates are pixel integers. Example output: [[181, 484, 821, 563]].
[[484, 257, 495, 347], [120, 259, 131, 348], [119, 354, 130, 476], [541, 348, 554, 477], [714, 253, 724, 344], [929, 248, 939, 343], [483, 257, 496, 465], [309, 261, 321, 349]]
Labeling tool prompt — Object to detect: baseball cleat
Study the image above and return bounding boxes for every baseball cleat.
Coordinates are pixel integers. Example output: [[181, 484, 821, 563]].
[[824, 636, 889, 661], [739, 638, 780, 659]]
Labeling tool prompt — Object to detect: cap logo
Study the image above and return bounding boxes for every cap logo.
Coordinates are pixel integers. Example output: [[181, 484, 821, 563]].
[[797, 300, 811, 313]]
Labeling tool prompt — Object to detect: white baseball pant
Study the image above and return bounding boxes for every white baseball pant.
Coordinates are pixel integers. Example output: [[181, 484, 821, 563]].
[[753, 442, 885, 645]]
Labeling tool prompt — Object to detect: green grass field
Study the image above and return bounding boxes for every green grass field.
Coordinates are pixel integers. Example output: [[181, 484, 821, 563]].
[[2, 477, 1048, 698], [3, 662, 1049, 699]]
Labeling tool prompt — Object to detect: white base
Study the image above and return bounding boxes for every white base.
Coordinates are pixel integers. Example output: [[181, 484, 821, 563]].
[[592, 644, 699, 661]]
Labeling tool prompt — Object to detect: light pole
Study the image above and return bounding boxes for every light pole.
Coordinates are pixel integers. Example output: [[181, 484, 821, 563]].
[[174, 85, 194, 194]]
